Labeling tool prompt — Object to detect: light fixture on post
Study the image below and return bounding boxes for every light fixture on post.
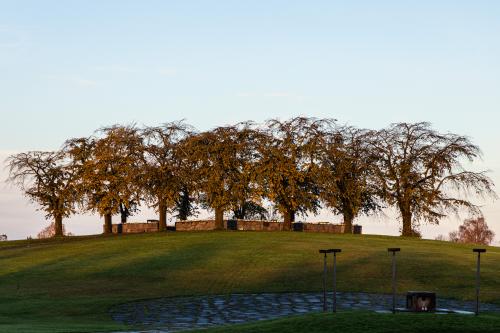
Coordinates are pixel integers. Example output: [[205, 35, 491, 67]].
[[388, 248, 401, 314], [473, 248, 486, 316], [329, 249, 342, 313], [319, 249, 329, 312]]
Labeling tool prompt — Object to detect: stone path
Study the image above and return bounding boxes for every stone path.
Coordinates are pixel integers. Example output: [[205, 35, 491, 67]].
[[110, 292, 500, 332]]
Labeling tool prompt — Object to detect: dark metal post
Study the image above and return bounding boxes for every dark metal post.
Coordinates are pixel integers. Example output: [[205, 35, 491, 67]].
[[319, 249, 328, 311], [473, 248, 486, 316], [388, 248, 401, 314], [330, 249, 341, 313]]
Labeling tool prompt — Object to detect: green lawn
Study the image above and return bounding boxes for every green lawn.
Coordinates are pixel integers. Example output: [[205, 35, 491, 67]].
[[0, 231, 499, 332], [191, 311, 500, 333]]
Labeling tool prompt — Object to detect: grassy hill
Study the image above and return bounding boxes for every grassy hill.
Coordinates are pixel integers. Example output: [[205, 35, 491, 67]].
[[0, 231, 499, 332]]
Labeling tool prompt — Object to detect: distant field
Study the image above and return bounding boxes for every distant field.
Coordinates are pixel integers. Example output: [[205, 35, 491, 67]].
[[0, 231, 498, 332]]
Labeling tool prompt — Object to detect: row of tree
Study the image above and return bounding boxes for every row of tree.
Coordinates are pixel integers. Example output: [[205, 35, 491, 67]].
[[6, 118, 496, 237]]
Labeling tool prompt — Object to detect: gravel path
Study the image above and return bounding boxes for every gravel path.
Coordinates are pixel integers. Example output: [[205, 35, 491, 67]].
[[110, 292, 500, 332]]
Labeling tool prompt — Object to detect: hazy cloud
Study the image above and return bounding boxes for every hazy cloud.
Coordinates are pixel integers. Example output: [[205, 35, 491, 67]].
[[92, 65, 141, 73], [91, 65, 178, 77], [236, 92, 257, 97], [263, 92, 291, 98], [236, 92, 306, 101], [72, 77, 99, 87], [45, 75, 99, 87], [158, 67, 177, 76]]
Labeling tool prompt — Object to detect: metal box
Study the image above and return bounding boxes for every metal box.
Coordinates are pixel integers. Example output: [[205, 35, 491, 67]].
[[406, 291, 436, 312]]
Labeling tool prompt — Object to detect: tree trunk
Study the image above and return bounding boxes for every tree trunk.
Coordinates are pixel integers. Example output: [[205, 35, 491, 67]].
[[178, 187, 190, 221], [159, 201, 167, 232], [178, 205, 187, 221], [343, 210, 354, 234], [104, 213, 113, 234], [400, 205, 413, 236], [233, 204, 245, 220], [283, 209, 295, 231], [119, 203, 128, 223], [215, 207, 224, 230], [54, 214, 63, 237]]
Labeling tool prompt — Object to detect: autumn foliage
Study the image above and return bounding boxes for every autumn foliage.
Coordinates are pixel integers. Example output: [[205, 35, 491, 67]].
[[6, 118, 496, 237], [448, 217, 495, 245]]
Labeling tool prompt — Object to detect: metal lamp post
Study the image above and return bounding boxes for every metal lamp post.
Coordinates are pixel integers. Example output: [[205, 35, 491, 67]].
[[319, 249, 329, 311], [330, 249, 342, 312], [473, 248, 486, 316], [319, 248, 342, 312], [388, 248, 401, 314]]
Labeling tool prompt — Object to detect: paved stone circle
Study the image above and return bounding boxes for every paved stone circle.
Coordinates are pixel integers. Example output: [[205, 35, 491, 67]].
[[110, 292, 500, 332]]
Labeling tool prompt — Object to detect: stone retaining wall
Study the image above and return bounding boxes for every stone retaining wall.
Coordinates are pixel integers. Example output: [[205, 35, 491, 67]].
[[107, 220, 361, 234], [301, 223, 345, 233], [175, 220, 283, 232], [175, 220, 358, 234], [109, 222, 159, 234], [175, 220, 222, 231], [232, 220, 283, 231]]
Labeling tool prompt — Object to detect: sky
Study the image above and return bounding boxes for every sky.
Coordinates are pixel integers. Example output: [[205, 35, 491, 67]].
[[0, 1, 499, 242]]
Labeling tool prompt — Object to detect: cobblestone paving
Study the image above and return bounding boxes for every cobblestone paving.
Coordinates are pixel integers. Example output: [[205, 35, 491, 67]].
[[110, 292, 500, 332]]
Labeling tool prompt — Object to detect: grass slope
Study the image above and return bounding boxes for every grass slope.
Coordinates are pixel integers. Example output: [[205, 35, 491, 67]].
[[0, 231, 499, 332]]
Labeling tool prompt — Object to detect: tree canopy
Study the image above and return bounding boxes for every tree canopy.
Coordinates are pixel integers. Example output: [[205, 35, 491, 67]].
[[370, 122, 496, 236], [65, 125, 144, 233], [6, 151, 78, 236], [256, 117, 335, 230], [185, 123, 260, 229], [319, 126, 382, 233], [6, 118, 496, 237], [141, 121, 194, 230], [449, 217, 495, 245]]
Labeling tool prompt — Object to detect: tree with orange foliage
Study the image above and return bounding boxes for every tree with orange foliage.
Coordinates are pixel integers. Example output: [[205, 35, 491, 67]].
[[65, 125, 144, 234], [370, 122, 496, 237], [256, 117, 334, 230], [141, 122, 194, 231], [449, 217, 495, 245], [186, 123, 261, 230], [7, 151, 78, 237], [319, 126, 382, 233]]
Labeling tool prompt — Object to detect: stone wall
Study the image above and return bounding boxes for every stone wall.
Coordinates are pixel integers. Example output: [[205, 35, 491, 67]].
[[175, 220, 359, 234], [293, 222, 362, 234], [175, 220, 221, 231], [232, 220, 283, 231], [176, 219, 283, 231], [108, 222, 159, 234], [300, 222, 345, 233], [106, 220, 361, 234]]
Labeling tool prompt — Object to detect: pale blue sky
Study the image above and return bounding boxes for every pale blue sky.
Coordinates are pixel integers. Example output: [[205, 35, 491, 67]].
[[1, 1, 499, 241]]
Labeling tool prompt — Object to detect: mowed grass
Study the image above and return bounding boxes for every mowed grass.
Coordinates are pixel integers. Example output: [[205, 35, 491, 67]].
[[191, 312, 500, 333], [0, 231, 499, 332]]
